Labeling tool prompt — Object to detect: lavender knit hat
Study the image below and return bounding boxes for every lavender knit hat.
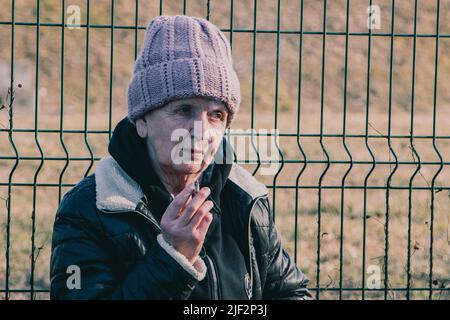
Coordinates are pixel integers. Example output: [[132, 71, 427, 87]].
[[127, 15, 241, 125]]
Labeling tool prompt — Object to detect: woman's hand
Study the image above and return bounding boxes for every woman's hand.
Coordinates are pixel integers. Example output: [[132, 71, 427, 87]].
[[160, 183, 214, 264]]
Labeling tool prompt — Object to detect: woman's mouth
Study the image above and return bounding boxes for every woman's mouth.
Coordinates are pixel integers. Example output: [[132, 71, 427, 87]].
[[190, 149, 204, 155]]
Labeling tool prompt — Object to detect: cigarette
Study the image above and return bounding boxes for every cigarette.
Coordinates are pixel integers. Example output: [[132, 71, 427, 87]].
[[194, 179, 200, 194]]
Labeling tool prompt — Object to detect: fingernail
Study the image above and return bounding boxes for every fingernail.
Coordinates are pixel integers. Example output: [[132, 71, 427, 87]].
[[194, 180, 200, 193]]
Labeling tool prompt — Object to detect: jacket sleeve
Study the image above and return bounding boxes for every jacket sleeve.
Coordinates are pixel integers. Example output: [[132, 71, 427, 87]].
[[257, 198, 313, 300], [50, 198, 204, 300]]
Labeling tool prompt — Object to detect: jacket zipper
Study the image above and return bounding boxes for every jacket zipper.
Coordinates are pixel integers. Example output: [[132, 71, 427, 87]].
[[101, 208, 162, 233], [99, 198, 162, 234], [245, 195, 266, 300], [201, 247, 219, 300]]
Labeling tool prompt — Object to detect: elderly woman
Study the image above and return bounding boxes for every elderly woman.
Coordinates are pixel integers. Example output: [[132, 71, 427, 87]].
[[50, 15, 311, 300]]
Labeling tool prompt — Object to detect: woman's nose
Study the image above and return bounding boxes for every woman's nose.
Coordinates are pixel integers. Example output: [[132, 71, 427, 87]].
[[190, 112, 209, 136]]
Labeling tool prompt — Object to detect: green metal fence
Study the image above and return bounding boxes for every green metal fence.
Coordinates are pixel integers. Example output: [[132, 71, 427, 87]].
[[0, 0, 449, 300]]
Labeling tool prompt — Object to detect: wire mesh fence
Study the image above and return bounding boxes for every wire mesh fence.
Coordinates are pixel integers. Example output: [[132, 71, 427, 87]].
[[0, 0, 449, 300]]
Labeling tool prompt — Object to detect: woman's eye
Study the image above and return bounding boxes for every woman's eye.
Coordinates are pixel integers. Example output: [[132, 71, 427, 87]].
[[210, 111, 224, 121]]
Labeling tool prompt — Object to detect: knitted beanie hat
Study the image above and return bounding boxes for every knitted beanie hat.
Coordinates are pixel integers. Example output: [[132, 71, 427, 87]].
[[127, 15, 241, 125]]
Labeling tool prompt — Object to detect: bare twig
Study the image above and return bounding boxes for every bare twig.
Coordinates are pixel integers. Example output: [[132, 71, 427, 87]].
[[0, 82, 22, 129], [408, 144, 431, 188], [365, 214, 385, 227], [371, 255, 396, 299], [368, 122, 384, 137], [325, 275, 335, 289], [435, 279, 450, 300], [368, 121, 394, 177], [0, 195, 8, 211], [446, 216, 450, 248]]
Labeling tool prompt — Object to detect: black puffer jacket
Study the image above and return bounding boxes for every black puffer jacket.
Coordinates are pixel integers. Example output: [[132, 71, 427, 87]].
[[49, 118, 311, 300]]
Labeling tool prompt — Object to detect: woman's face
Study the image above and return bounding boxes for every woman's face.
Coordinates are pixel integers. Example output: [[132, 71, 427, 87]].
[[136, 97, 229, 175]]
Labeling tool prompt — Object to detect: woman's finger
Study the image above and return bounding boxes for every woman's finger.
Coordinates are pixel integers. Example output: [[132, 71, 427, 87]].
[[197, 212, 213, 236], [178, 187, 211, 225], [165, 182, 196, 220], [187, 201, 213, 229]]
